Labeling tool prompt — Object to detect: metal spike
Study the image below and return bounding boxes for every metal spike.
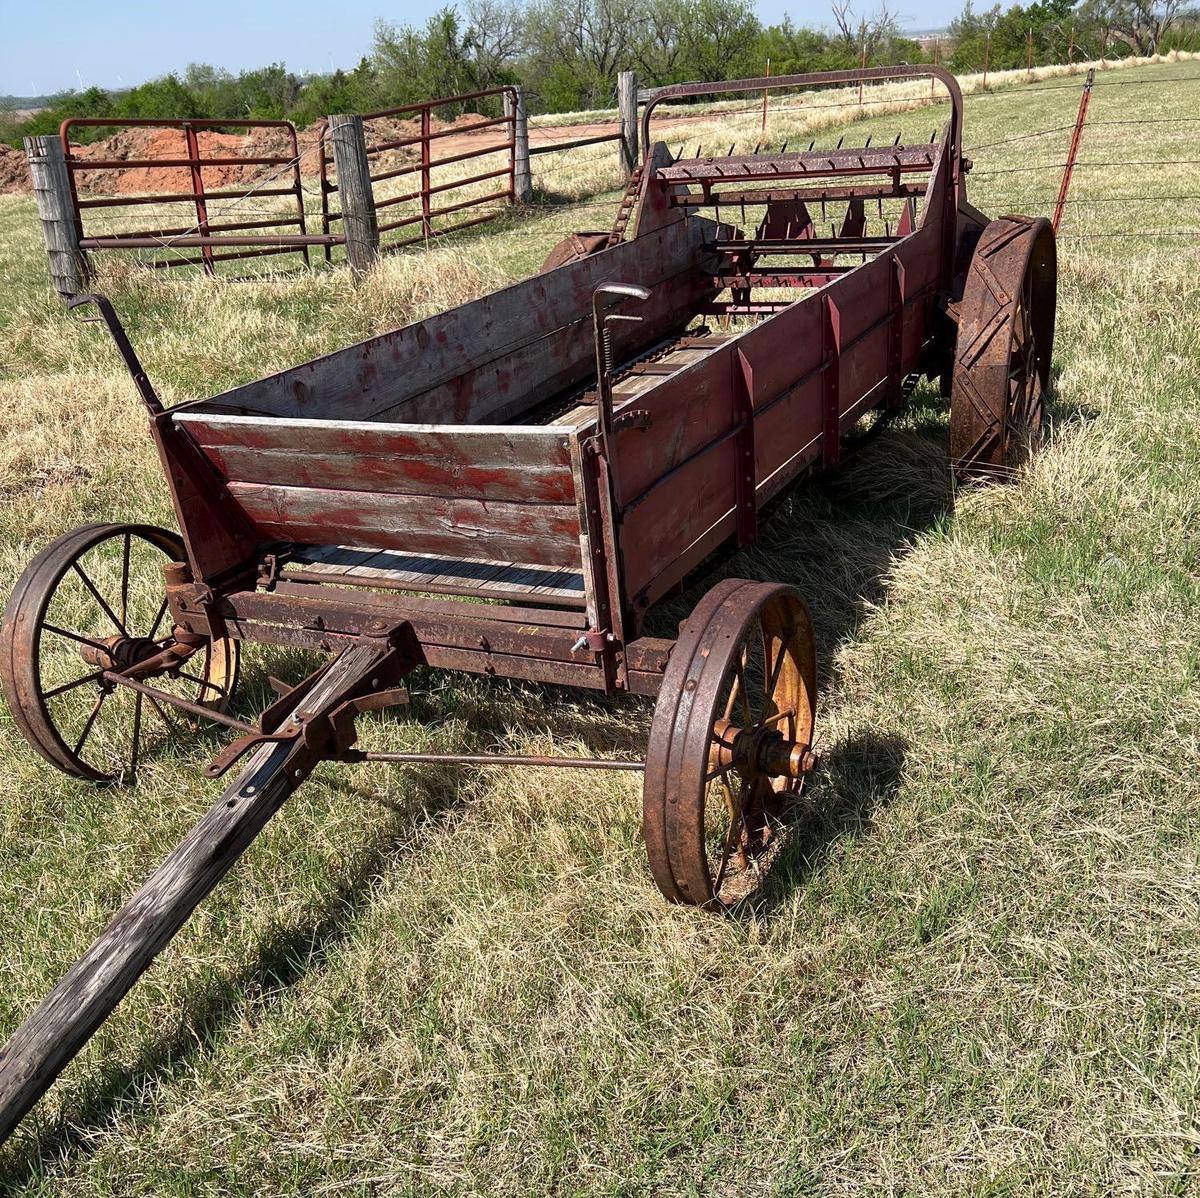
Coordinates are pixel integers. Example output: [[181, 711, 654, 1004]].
[[893, 130, 902, 145], [836, 135, 844, 149], [808, 139, 815, 152], [864, 133, 872, 148]]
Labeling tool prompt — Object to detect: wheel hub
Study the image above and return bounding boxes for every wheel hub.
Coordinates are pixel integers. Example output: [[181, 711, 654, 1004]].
[[78, 634, 161, 672], [710, 717, 817, 782]]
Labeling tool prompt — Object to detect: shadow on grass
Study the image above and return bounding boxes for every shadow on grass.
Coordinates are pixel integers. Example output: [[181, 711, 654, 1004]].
[[0, 763, 463, 1186], [744, 729, 908, 917]]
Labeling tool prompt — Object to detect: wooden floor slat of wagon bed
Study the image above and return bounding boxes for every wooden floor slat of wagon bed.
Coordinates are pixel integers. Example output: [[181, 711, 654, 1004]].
[[278, 545, 588, 607]]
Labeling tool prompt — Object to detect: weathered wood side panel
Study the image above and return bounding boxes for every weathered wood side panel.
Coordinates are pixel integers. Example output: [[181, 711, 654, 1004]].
[[183, 218, 718, 427], [616, 226, 943, 605], [227, 482, 582, 567], [177, 415, 573, 505], [373, 264, 712, 426], [609, 346, 737, 508]]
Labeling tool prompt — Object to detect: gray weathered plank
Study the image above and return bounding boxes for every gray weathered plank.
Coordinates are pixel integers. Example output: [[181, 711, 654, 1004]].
[[284, 545, 585, 603]]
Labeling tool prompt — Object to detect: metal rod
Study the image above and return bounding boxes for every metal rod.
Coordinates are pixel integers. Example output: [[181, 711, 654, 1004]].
[[360, 751, 644, 771], [1053, 68, 1095, 234], [102, 671, 259, 734]]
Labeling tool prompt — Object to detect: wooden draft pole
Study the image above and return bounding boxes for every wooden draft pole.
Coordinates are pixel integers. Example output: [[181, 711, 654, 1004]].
[[0, 640, 405, 1146], [761, 59, 770, 132], [327, 113, 379, 274], [618, 71, 639, 178], [505, 86, 533, 203], [24, 135, 89, 300], [1053, 68, 1095, 233]]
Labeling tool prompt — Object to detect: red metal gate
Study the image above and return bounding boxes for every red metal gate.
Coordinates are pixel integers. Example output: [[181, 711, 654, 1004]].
[[319, 86, 518, 253], [59, 117, 336, 274]]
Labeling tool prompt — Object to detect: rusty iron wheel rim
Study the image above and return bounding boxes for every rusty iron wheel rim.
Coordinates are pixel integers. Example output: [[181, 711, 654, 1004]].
[[0, 523, 239, 783], [950, 216, 1056, 482], [643, 579, 817, 910]]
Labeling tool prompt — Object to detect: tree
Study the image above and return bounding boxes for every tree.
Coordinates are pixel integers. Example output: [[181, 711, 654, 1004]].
[[678, 0, 762, 80], [1078, 0, 1192, 54], [830, 1, 907, 64]]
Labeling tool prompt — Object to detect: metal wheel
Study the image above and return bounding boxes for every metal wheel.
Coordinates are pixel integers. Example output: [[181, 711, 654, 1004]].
[[950, 216, 1056, 481], [643, 579, 818, 910], [0, 523, 239, 783]]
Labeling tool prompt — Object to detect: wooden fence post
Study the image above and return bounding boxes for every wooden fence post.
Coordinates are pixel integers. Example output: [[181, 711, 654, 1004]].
[[505, 87, 532, 204], [24, 135, 88, 299], [327, 114, 379, 274], [618, 71, 639, 177]]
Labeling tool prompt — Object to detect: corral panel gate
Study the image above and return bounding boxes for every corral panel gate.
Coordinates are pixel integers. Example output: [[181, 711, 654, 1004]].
[[59, 117, 336, 274], [319, 86, 518, 254]]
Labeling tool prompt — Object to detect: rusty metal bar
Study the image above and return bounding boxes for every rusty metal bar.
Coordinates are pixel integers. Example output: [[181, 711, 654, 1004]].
[[102, 670, 260, 734], [1053, 68, 1094, 234], [148, 244, 316, 269], [369, 139, 515, 187], [366, 114, 512, 154], [376, 188, 511, 234], [372, 166, 512, 212], [79, 233, 340, 249], [641, 66, 964, 163], [76, 186, 297, 208], [673, 182, 925, 207], [356, 751, 644, 771], [82, 215, 308, 241], [357, 85, 518, 122], [67, 155, 295, 170]]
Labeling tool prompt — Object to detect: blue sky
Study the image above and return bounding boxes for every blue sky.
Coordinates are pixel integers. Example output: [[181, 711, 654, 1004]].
[[0, 1, 958, 97]]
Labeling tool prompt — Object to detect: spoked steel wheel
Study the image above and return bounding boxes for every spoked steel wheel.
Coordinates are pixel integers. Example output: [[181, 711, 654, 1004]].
[[0, 523, 239, 783], [950, 216, 1057, 481], [643, 579, 818, 909]]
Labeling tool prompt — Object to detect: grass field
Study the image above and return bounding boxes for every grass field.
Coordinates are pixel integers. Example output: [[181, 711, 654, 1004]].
[[1, 57, 1198, 1196]]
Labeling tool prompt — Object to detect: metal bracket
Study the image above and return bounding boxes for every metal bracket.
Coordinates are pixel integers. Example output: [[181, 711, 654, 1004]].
[[203, 633, 414, 780], [572, 628, 613, 653], [612, 408, 651, 432], [193, 585, 229, 645]]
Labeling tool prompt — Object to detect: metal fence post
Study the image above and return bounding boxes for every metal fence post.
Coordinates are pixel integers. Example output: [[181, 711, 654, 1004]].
[[618, 71, 639, 176], [24, 135, 88, 299], [327, 113, 379, 274], [506, 87, 532, 203]]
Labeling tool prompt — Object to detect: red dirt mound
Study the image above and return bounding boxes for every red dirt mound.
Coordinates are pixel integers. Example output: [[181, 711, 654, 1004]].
[[0, 143, 30, 194], [68, 126, 317, 196]]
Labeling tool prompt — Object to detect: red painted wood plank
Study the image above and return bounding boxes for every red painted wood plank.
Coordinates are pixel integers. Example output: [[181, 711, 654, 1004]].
[[190, 439, 571, 504], [619, 438, 739, 600], [227, 483, 581, 567]]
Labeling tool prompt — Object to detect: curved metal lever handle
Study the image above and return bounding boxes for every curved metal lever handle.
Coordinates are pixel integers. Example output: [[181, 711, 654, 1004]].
[[65, 293, 164, 416]]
